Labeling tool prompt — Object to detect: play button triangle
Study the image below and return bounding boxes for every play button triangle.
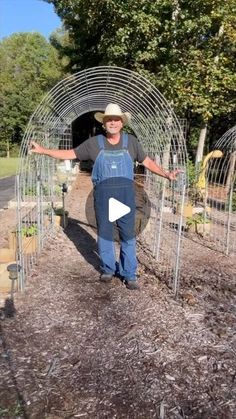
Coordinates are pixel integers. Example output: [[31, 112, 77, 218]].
[[108, 197, 131, 222]]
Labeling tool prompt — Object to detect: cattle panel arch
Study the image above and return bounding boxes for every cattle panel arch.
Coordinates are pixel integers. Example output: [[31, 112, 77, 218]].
[[15, 66, 187, 293], [204, 126, 236, 254]]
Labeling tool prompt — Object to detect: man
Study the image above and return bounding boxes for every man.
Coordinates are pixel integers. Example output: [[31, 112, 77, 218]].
[[30, 103, 180, 290]]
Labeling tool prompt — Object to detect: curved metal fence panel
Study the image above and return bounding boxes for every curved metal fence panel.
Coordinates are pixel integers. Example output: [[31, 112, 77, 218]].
[[205, 127, 236, 255], [15, 66, 188, 293]]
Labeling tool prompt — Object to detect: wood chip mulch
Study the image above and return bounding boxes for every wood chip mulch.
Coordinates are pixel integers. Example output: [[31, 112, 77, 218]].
[[0, 173, 235, 419]]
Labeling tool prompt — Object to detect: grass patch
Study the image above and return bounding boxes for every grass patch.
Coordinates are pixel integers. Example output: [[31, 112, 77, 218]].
[[0, 158, 19, 178], [0, 403, 23, 416]]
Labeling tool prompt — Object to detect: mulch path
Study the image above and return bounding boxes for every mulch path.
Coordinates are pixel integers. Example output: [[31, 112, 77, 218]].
[[0, 173, 235, 419]]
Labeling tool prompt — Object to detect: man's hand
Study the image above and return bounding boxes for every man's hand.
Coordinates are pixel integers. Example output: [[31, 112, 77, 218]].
[[29, 141, 77, 160], [167, 169, 184, 181], [29, 141, 46, 155], [142, 157, 184, 181]]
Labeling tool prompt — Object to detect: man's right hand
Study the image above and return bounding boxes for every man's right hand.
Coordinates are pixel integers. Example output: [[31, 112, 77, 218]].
[[29, 141, 45, 155], [28, 141, 77, 160]]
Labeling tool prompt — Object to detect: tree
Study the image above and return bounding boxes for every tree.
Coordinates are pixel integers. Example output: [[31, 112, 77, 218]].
[[45, 0, 236, 161], [0, 32, 65, 150], [157, 1, 236, 164]]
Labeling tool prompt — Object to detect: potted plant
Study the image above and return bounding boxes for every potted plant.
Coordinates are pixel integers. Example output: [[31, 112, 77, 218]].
[[176, 159, 201, 217], [53, 207, 69, 228], [21, 224, 38, 237], [21, 223, 38, 254], [9, 223, 38, 254], [186, 213, 211, 235]]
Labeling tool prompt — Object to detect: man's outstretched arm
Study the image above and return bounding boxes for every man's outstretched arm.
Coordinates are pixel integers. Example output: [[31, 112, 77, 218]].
[[30, 141, 77, 160], [142, 156, 181, 181]]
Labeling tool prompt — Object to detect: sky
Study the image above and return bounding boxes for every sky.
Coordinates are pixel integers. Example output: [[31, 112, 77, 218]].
[[0, 0, 62, 40]]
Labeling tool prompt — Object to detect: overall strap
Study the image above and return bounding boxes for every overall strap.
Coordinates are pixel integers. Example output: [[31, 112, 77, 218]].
[[97, 135, 105, 150], [122, 132, 128, 149]]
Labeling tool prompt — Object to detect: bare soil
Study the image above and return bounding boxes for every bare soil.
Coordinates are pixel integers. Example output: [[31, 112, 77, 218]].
[[0, 173, 235, 419]]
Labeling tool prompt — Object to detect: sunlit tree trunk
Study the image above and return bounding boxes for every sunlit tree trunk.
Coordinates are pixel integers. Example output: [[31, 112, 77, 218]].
[[7, 139, 10, 158], [195, 123, 208, 165]]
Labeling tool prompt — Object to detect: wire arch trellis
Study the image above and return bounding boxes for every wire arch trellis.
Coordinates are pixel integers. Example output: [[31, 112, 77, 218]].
[[15, 66, 188, 294], [203, 126, 236, 255]]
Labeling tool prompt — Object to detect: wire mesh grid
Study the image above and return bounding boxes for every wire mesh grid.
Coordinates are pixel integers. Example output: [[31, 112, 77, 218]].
[[177, 126, 236, 257], [204, 127, 236, 255], [15, 66, 188, 293]]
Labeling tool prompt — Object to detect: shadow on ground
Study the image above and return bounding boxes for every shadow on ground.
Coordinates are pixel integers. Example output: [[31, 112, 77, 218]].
[[65, 217, 100, 273]]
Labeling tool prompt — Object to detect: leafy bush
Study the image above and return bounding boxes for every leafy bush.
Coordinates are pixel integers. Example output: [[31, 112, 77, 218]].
[[25, 184, 62, 196], [54, 185, 62, 196], [231, 191, 236, 212], [9, 144, 20, 157], [229, 191, 236, 212], [21, 224, 38, 237], [186, 158, 197, 187], [0, 141, 20, 157], [186, 213, 210, 228], [24, 185, 37, 196]]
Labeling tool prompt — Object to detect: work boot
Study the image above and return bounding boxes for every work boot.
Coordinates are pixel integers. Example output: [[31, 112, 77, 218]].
[[125, 280, 140, 290], [100, 273, 113, 283]]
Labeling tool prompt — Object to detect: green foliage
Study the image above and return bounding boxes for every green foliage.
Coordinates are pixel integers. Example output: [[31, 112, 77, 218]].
[[188, 126, 202, 157], [45, 0, 236, 157], [46, 1, 236, 114], [8, 143, 20, 157], [227, 191, 236, 212], [41, 184, 62, 197], [21, 223, 38, 237], [53, 185, 62, 196], [186, 213, 210, 227], [24, 183, 62, 196], [24, 185, 37, 196], [54, 207, 69, 216], [186, 158, 197, 187], [49, 28, 71, 72], [0, 404, 23, 417], [232, 192, 236, 213], [0, 140, 20, 157], [0, 32, 65, 145], [185, 158, 203, 204], [187, 186, 203, 206]]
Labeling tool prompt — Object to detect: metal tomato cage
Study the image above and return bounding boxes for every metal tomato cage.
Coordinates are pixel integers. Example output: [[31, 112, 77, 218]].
[[15, 66, 188, 294]]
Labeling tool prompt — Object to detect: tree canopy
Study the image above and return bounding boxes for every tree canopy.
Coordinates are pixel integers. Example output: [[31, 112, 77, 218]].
[[1, 2, 235, 159], [46, 1, 236, 109], [46, 0, 236, 158], [0, 32, 64, 146]]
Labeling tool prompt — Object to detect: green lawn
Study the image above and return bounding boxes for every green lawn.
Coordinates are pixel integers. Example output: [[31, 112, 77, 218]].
[[0, 157, 19, 178]]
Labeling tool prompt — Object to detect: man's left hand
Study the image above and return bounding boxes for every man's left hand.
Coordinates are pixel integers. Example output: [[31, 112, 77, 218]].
[[167, 169, 184, 181]]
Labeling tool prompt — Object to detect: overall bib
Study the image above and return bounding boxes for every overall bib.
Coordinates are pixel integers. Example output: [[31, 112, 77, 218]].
[[92, 134, 137, 280]]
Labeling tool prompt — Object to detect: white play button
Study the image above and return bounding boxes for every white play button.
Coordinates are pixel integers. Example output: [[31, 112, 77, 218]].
[[108, 198, 131, 222]]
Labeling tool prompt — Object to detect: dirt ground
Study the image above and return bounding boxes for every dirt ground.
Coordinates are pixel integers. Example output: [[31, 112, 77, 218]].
[[0, 173, 235, 419]]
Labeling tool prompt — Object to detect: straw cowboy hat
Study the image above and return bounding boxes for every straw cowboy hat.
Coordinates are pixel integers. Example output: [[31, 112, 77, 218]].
[[94, 103, 131, 125]]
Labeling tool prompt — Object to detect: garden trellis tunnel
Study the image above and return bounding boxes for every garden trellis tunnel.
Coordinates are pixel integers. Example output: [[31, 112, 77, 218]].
[[15, 66, 190, 292], [203, 126, 236, 255]]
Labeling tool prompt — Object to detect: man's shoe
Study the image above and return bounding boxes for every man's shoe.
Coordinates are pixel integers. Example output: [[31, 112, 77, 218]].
[[100, 273, 113, 283], [125, 280, 139, 290]]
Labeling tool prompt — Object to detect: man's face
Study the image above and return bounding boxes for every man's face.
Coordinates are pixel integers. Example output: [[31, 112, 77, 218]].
[[103, 116, 123, 135]]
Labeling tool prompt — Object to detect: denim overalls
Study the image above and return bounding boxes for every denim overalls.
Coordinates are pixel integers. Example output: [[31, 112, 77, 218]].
[[92, 133, 137, 280]]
